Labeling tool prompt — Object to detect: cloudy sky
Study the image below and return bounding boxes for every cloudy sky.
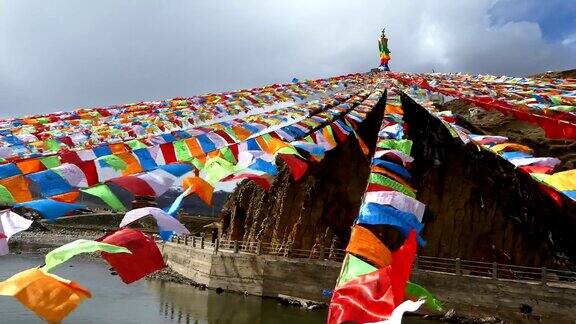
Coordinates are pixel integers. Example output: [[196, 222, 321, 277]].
[[1, 0, 575, 117]]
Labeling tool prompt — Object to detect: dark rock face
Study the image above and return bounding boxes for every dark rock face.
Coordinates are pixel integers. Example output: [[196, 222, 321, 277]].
[[401, 94, 576, 267], [221, 95, 386, 250], [221, 90, 576, 268]]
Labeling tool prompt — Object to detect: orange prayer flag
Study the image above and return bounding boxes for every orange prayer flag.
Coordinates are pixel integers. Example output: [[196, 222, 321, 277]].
[[490, 143, 533, 154], [255, 136, 270, 153], [116, 153, 143, 175], [195, 155, 207, 166], [266, 137, 289, 155], [207, 150, 221, 159], [183, 176, 214, 206], [385, 104, 404, 115], [346, 225, 392, 268], [322, 127, 338, 148], [0, 176, 32, 203], [109, 143, 128, 154], [51, 191, 80, 203], [16, 158, 45, 175], [370, 167, 415, 192], [231, 126, 252, 141], [0, 268, 91, 323], [185, 138, 204, 157]]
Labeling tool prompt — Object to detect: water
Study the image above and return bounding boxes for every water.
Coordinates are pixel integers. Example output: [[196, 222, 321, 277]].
[[0, 254, 434, 323]]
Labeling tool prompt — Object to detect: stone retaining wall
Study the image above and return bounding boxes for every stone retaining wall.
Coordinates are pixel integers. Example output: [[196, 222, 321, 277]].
[[161, 242, 576, 323]]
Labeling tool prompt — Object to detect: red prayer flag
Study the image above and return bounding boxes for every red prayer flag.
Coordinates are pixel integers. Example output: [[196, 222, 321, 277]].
[[390, 230, 417, 305], [327, 231, 417, 324], [518, 165, 554, 174], [366, 183, 396, 192], [76, 160, 99, 187], [98, 228, 166, 284], [279, 154, 308, 181], [160, 143, 177, 164], [109, 176, 155, 197], [60, 151, 82, 164]]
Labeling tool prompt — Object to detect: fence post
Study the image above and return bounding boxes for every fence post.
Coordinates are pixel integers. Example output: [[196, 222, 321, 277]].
[[200, 237, 205, 249], [455, 258, 461, 276], [492, 262, 498, 280], [192, 236, 196, 248], [176, 236, 180, 244], [233, 241, 239, 253], [184, 236, 188, 245], [214, 239, 219, 253], [413, 255, 419, 270], [541, 267, 547, 285], [256, 241, 262, 255], [319, 246, 325, 260]]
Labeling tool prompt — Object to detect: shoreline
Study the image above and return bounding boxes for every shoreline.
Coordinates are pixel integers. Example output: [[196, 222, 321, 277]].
[[8, 227, 504, 324]]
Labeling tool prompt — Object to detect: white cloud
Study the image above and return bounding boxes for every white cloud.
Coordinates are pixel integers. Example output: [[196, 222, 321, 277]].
[[0, 0, 574, 116], [562, 33, 576, 46]]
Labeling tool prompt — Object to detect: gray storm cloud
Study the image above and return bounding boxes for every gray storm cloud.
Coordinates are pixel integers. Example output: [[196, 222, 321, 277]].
[[0, 0, 574, 117]]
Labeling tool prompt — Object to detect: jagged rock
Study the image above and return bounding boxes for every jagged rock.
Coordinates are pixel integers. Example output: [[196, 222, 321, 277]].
[[221, 95, 386, 250], [221, 90, 576, 268], [402, 94, 576, 267]]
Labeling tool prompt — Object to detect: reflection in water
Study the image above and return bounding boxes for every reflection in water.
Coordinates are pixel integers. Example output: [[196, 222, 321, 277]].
[[0, 253, 327, 324], [0, 254, 434, 324], [147, 280, 327, 324]]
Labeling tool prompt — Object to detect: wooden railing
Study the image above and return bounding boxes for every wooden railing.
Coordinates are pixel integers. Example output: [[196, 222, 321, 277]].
[[164, 235, 576, 286]]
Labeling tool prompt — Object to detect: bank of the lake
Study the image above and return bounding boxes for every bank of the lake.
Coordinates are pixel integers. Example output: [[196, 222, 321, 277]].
[[0, 253, 331, 324], [4, 230, 440, 324]]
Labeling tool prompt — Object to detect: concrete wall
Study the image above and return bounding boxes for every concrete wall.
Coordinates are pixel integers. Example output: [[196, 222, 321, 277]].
[[160, 242, 339, 302], [412, 271, 576, 323], [160, 242, 576, 322]]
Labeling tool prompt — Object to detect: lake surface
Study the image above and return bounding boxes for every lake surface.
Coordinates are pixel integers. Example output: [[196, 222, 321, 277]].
[[0, 254, 434, 323]]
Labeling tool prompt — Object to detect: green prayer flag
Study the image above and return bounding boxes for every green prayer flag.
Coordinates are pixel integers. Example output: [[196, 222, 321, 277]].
[[40, 156, 61, 169], [442, 121, 459, 138], [550, 105, 575, 112], [81, 184, 126, 212], [302, 120, 318, 128], [324, 125, 336, 142], [98, 155, 127, 171], [126, 140, 148, 150], [191, 157, 205, 170], [277, 145, 300, 156], [219, 147, 237, 164], [337, 254, 377, 287], [44, 139, 62, 152], [531, 173, 550, 183], [377, 139, 413, 155], [204, 157, 237, 185], [369, 173, 416, 198], [0, 184, 15, 205], [173, 140, 192, 162], [36, 117, 50, 124], [549, 96, 563, 106], [42, 239, 130, 272], [406, 282, 443, 312], [223, 127, 240, 142]]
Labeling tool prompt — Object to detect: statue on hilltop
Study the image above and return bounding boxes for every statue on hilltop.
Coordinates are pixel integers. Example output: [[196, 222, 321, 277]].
[[378, 28, 391, 71]]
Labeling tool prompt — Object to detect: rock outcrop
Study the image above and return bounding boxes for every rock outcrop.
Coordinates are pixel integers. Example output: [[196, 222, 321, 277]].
[[221, 90, 576, 268], [402, 94, 576, 267], [221, 93, 386, 251]]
